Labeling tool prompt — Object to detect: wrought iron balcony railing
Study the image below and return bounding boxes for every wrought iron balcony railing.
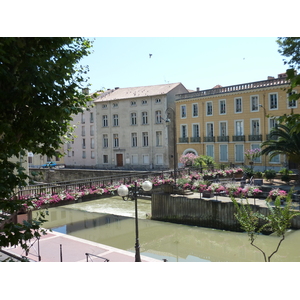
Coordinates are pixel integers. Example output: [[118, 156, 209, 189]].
[[203, 136, 215, 142], [179, 137, 189, 143], [217, 136, 229, 142], [190, 137, 201, 143], [232, 135, 245, 142], [248, 134, 262, 141]]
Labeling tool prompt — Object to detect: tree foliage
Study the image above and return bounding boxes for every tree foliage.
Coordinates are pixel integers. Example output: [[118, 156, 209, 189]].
[[0, 37, 93, 252], [277, 37, 300, 132], [231, 191, 300, 262]]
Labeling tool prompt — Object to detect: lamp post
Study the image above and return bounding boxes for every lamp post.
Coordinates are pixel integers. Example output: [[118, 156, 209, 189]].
[[165, 107, 177, 185], [117, 180, 152, 262]]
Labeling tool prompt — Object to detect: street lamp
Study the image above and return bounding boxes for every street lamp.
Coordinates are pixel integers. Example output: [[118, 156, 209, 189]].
[[117, 180, 152, 262], [165, 107, 177, 185]]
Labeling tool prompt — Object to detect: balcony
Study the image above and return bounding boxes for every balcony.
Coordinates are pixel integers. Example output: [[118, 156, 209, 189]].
[[203, 136, 215, 142], [248, 134, 262, 141], [190, 137, 201, 143], [217, 136, 229, 142], [232, 135, 245, 142], [179, 137, 189, 143]]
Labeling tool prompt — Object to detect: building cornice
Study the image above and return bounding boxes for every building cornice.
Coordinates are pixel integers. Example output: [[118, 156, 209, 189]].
[[176, 78, 290, 103]]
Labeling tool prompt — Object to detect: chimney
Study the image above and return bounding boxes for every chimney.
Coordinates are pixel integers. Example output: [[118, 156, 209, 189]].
[[196, 87, 200, 91], [267, 76, 275, 80], [115, 87, 119, 90]]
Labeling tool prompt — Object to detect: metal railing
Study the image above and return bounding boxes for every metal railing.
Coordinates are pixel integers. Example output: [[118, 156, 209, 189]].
[[16, 170, 183, 199], [85, 253, 109, 262]]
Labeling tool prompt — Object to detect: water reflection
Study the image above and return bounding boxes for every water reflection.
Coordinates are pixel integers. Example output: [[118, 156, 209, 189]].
[[36, 197, 300, 262]]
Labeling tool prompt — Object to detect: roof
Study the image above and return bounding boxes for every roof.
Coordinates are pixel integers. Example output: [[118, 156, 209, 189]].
[[94, 83, 183, 102]]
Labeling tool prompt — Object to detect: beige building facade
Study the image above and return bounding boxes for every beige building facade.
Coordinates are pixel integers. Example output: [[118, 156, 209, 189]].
[[175, 73, 300, 171], [94, 83, 189, 170]]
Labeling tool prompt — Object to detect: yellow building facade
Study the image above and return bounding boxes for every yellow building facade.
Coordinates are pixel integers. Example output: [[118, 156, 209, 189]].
[[175, 74, 300, 171]]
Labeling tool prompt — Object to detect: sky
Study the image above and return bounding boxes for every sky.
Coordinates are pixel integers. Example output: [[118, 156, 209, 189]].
[[80, 37, 287, 93]]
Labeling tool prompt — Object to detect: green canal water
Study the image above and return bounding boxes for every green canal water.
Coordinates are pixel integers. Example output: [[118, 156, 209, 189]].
[[36, 196, 300, 262]]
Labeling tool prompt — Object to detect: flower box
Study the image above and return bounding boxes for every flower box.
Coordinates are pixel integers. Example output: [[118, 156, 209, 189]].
[[202, 191, 214, 198]]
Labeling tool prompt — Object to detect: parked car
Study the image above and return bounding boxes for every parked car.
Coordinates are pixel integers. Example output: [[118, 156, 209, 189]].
[[40, 162, 57, 168]]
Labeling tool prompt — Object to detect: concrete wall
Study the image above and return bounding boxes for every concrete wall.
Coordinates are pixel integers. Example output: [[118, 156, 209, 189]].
[[151, 193, 300, 231]]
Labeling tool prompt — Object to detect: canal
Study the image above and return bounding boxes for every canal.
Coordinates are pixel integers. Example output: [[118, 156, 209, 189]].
[[36, 196, 300, 262]]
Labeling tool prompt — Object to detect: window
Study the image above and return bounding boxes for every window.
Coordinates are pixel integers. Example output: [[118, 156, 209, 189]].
[[82, 151, 86, 159], [142, 112, 148, 125], [103, 134, 108, 148], [269, 118, 278, 132], [142, 154, 149, 164], [251, 144, 261, 163], [82, 138, 86, 149], [155, 110, 162, 123], [81, 113, 85, 124], [113, 114, 119, 126], [131, 112, 137, 125], [91, 151, 95, 159], [142, 100, 148, 105], [219, 99, 226, 114], [251, 96, 259, 111], [235, 144, 244, 162], [269, 93, 278, 110], [113, 134, 119, 148], [192, 103, 198, 117], [181, 125, 187, 138], [270, 153, 280, 163], [81, 126, 85, 136], [192, 124, 199, 137], [156, 131, 162, 146], [220, 122, 227, 136], [131, 101, 136, 106], [142, 132, 149, 147], [90, 125, 94, 136], [251, 120, 260, 135], [113, 102, 118, 108], [220, 145, 228, 162], [132, 154, 138, 164], [156, 98, 161, 103], [102, 115, 108, 127], [102, 104, 107, 109], [235, 120, 243, 136], [103, 155, 108, 163], [181, 105, 187, 118], [156, 154, 163, 165], [235, 97, 242, 113], [90, 112, 94, 123], [206, 123, 214, 137], [206, 102, 213, 116], [90, 138, 95, 149], [287, 91, 297, 108], [131, 132, 137, 147], [206, 145, 214, 158]]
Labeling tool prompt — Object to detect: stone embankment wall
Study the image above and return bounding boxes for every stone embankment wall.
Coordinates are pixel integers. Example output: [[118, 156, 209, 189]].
[[30, 168, 136, 183], [151, 193, 300, 232]]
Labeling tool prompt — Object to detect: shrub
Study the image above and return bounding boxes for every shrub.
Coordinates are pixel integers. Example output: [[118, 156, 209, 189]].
[[263, 169, 277, 181], [255, 171, 263, 178]]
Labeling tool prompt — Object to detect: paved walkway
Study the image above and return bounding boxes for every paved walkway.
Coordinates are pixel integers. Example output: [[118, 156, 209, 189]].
[[1, 230, 161, 262]]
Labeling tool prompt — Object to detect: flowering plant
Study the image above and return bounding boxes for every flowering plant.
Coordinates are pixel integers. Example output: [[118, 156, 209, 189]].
[[268, 188, 287, 199], [244, 148, 261, 161], [179, 153, 198, 167], [206, 182, 225, 193]]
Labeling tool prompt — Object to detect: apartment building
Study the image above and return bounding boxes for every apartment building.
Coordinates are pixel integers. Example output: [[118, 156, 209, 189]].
[[64, 99, 97, 168], [175, 73, 300, 171], [94, 83, 189, 170]]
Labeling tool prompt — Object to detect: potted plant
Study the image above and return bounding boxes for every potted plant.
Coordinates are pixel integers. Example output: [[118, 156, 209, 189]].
[[263, 169, 277, 182], [267, 188, 287, 204]]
